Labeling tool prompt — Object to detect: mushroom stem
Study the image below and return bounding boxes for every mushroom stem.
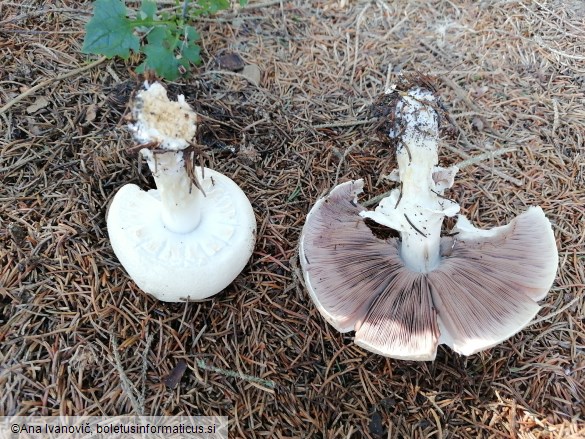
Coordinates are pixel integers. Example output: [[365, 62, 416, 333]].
[[142, 148, 202, 234], [127, 82, 203, 234], [399, 212, 443, 272], [360, 88, 459, 273]]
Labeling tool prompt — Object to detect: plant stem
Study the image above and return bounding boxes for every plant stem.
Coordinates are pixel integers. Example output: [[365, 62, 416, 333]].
[[182, 0, 190, 19]]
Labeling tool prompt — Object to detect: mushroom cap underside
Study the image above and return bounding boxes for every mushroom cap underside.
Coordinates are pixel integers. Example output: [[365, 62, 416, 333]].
[[299, 180, 558, 360], [107, 167, 256, 302]]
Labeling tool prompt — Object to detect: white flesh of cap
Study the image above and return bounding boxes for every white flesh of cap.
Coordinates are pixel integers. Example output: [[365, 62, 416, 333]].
[[108, 167, 256, 302]]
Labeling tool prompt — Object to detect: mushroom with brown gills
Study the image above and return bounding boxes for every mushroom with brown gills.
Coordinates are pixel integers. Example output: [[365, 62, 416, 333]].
[[299, 86, 558, 361]]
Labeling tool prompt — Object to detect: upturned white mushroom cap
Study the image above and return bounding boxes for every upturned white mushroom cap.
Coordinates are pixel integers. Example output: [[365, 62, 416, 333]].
[[107, 82, 256, 302], [107, 167, 256, 301], [299, 85, 558, 360]]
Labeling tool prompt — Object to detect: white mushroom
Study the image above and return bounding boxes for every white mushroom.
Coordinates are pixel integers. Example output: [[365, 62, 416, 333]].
[[107, 82, 256, 302], [299, 86, 558, 360]]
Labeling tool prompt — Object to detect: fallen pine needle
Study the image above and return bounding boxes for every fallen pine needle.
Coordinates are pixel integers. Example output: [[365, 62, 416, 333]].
[[196, 359, 276, 389]]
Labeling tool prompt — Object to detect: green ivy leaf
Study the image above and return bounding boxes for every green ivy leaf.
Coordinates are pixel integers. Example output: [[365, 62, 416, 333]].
[[147, 26, 172, 47], [142, 44, 180, 80], [184, 25, 200, 42], [82, 0, 139, 59], [140, 0, 157, 20], [82, 0, 254, 80], [181, 44, 201, 65], [210, 0, 231, 12], [191, 0, 230, 16]]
